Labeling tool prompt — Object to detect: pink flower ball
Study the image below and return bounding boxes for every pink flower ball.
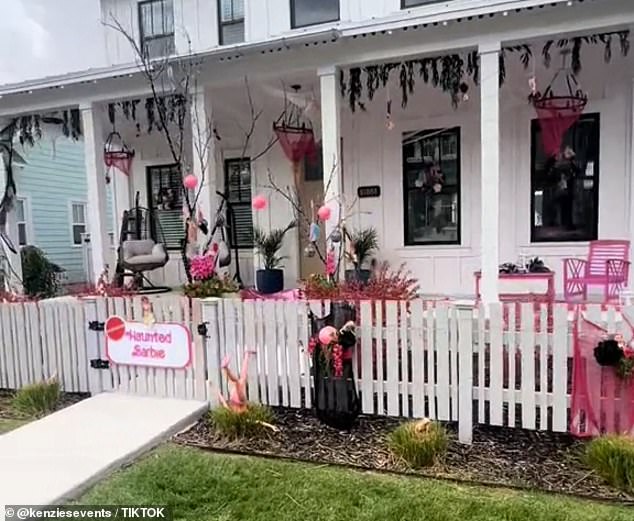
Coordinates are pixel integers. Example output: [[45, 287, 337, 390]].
[[252, 195, 267, 210], [317, 205, 331, 221], [183, 174, 198, 189], [318, 326, 338, 346]]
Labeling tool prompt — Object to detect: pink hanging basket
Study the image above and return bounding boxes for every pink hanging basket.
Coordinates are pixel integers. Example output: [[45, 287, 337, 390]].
[[104, 131, 135, 178], [531, 63, 587, 158]]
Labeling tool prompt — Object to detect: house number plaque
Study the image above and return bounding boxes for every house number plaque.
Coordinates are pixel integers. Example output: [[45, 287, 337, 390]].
[[357, 185, 381, 198]]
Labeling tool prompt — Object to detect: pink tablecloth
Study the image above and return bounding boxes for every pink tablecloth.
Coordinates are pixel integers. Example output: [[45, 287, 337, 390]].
[[240, 289, 301, 301]]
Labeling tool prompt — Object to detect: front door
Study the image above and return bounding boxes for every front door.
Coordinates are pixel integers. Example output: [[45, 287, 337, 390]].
[[298, 149, 326, 279]]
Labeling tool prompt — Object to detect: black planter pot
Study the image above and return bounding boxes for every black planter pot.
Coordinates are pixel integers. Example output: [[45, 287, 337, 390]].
[[309, 302, 360, 430], [345, 269, 371, 285], [256, 269, 284, 294]]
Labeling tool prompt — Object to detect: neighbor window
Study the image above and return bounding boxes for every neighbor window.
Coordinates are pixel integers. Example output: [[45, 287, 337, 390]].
[[531, 113, 600, 242], [147, 164, 183, 250], [219, 0, 245, 45], [71, 202, 87, 246], [290, 0, 339, 28], [139, 0, 175, 58], [225, 158, 254, 248], [403, 127, 460, 245], [15, 197, 29, 246], [402, 0, 445, 7]]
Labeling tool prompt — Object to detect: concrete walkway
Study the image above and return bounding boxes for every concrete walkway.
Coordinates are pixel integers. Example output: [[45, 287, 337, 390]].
[[0, 393, 207, 507]]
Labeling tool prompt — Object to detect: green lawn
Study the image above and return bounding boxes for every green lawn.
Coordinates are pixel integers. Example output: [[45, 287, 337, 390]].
[[78, 444, 632, 521]]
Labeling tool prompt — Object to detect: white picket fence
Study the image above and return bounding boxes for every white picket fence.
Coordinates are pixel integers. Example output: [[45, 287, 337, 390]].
[[0, 295, 629, 442], [0, 295, 207, 400]]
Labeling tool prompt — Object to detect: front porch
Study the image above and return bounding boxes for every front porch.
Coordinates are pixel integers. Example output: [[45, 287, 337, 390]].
[[70, 30, 632, 304]]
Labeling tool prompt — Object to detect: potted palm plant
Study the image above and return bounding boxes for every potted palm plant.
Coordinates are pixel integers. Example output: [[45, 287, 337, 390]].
[[345, 227, 378, 285], [254, 221, 296, 294]]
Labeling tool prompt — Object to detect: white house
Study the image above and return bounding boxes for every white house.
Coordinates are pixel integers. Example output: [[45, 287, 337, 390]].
[[1, 0, 634, 301]]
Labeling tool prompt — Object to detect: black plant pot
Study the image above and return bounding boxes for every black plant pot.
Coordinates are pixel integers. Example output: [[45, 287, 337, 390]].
[[256, 269, 284, 294], [345, 269, 371, 285], [309, 302, 360, 430]]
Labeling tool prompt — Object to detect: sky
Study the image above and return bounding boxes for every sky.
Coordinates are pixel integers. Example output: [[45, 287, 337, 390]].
[[0, 0, 105, 86]]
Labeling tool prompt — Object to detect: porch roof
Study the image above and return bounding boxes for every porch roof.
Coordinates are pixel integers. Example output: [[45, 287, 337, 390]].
[[0, 0, 629, 114]]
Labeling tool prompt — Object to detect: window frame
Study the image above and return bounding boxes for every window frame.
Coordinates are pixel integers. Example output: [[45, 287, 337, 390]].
[[402, 126, 462, 247], [401, 0, 445, 8], [224, 157, 254, 249], [69, 200, 87, 248], [138, 0, 175, 58], [218, 0, 245, 45], [15, 196, 32, 247], [146, 163, 185, 251], [529, 112, 600, 244], [290, 0, 340, 29]]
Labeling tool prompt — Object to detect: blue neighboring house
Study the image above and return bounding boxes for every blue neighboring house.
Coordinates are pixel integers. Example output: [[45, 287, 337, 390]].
[[14, 137, 113, 284]]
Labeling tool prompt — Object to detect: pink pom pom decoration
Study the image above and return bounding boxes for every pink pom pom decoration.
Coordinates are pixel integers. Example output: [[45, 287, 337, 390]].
[[252, 195, 267, 210], [318, 326, 338, 346], [183, 174, 198, 189], [317, 205, 331, 221]]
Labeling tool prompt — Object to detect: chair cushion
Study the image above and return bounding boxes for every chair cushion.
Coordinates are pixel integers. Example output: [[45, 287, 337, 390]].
[[121, 240, 167, 271], [123, 240, 156, 258]]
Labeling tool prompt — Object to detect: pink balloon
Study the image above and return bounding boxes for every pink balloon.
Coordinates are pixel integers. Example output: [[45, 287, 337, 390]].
[[252, 195, 267, 210], [183, 174, 198, 189], [317, 205, 331, 221], [318, 326, 338, 346]]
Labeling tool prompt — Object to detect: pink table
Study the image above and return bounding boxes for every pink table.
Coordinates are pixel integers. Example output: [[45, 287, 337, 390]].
[[240, 289, 301, 301], [474, 271, 555, 302]]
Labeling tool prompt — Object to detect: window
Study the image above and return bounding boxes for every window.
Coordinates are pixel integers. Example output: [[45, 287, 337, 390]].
[[304, 144, 323, 181], [402, 0, 445, 7], [147, 164, 184, 250], [290, 0, 339, 29], [219, 0, 245, 45], [531, 113, 600, 242], [15, 197, 29, 247], [403, 127, 460, 245], [71, 202, 87, 246], [225, 158, 254, 248], [139, 0, 175, 59]]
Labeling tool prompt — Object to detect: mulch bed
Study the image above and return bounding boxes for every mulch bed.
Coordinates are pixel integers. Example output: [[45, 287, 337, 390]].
[[175, 407, 634, 504], [0, 389, 88, 420]]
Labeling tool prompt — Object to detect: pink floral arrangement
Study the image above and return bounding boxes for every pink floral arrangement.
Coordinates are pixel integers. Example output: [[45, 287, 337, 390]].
[[190, 254, 215, 281], [308, 335, 344, 377]]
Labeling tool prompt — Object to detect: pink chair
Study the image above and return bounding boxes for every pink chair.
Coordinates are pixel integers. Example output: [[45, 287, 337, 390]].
[[563, 240, 631, 302]]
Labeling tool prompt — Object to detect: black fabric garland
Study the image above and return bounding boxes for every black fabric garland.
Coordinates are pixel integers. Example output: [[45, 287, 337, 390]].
[[108, 94, 188, 135], [342, 30, 630, 112]]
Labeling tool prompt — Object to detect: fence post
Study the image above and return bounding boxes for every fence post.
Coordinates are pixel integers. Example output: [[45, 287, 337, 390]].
[[83, 296, 103, 395], [456, 302, 474, 445], [202, 298, 221, 407]]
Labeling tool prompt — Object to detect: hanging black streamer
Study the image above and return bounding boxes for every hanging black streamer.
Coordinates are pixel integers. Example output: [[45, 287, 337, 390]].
[[340, 29, 630, 112]]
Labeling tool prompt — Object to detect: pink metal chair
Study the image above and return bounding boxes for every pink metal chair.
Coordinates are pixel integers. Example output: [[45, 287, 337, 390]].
[[563, 240, 631, 302]]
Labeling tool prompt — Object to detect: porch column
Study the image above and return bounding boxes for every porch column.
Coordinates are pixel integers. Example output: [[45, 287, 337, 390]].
[[319, 66, 342, 272], [479, 41, 501, 304], [190, 87, 216, 244], [81, 102, 110, 284], [629, 77, 634, 286]]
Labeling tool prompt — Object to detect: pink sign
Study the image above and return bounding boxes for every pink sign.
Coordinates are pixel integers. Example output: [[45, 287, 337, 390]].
[[105, 316, 192, 369]]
